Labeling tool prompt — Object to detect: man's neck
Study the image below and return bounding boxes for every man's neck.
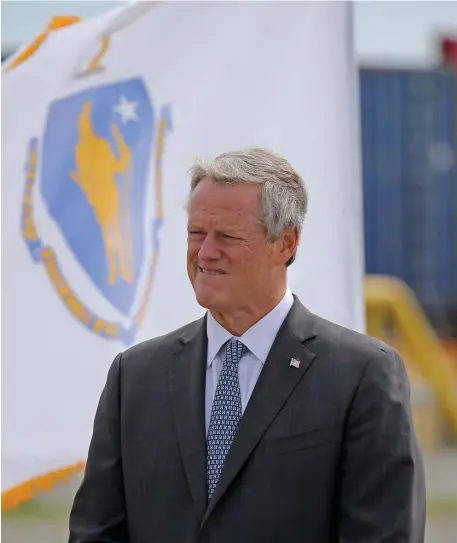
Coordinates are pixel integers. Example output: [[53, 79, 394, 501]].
[[210, 289, 287, 336]]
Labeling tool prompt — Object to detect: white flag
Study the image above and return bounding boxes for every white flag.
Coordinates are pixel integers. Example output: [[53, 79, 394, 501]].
[[1, 0, 364, 509]]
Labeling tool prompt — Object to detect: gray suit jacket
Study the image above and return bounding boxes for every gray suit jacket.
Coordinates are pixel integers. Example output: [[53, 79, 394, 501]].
[[69, 297, 426, 543]]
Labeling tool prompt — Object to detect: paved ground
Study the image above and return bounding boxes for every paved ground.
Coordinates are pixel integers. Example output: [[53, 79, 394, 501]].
[[3, 451, 457, 543], [425, 516, 457, 543]]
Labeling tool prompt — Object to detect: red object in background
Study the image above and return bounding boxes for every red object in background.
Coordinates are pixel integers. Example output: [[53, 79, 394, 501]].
[[441, 36, 457, 66]]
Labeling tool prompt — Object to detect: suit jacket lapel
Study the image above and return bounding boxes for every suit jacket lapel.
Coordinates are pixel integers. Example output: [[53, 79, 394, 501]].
[[168, 317, 208, 523], [202, 298, 318, 525]]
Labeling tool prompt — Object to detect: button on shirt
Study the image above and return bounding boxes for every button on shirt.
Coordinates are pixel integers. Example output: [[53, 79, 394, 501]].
[[205, 289, 294, 434]]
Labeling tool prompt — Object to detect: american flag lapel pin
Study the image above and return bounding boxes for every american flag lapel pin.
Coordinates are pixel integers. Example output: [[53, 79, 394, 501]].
[[290, 358, 301, 369]]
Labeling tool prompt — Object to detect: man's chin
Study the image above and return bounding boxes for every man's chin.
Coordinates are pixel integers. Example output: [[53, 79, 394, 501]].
[[194, 288, 223, 311], [195, 293, 215, 310]]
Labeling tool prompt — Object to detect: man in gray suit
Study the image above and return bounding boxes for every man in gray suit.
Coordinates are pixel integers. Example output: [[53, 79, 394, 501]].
[[69, 148, 426, 542]]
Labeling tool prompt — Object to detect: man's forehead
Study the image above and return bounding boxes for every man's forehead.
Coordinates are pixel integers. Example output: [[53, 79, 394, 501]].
[[188, 185, 262, 224]]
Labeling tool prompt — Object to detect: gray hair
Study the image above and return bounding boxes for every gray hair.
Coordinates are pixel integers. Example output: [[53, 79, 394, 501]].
[[188, 147, 308, 243]]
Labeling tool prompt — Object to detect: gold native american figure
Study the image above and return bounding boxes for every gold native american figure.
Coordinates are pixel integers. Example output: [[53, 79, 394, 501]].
[[70, 100, 134, 286]]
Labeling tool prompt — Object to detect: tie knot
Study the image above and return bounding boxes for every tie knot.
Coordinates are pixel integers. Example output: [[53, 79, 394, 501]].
[[224, 338, 247, 368]]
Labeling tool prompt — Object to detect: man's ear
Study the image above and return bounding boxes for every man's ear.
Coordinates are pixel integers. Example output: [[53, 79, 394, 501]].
[[279, 226, 300, 266]]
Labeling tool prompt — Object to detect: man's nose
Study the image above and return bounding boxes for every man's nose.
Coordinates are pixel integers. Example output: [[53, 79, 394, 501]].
[[197, 233, 220, 261]]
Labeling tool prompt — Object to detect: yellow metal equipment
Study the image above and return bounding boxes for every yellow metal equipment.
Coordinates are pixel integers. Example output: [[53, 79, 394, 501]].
[[365, 275, 457, 443]]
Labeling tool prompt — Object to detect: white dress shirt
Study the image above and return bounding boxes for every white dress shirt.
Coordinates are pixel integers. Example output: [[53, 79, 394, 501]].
[[205, 288, 294, 434]]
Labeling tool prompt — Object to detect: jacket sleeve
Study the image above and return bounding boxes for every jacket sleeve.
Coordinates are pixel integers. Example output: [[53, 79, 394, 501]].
[[69, 353, 128, 543], [338, 347, 426, 543]]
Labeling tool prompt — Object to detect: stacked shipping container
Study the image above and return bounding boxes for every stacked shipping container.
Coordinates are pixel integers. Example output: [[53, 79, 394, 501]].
[[360, 67, 457, 335]]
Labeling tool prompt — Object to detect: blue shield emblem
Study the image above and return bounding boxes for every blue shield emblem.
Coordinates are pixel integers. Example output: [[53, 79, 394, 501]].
[[21, 78, 172, 344]]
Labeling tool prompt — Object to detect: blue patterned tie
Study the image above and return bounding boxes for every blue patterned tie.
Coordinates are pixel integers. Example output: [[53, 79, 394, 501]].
[[207, 338, 247, 501]]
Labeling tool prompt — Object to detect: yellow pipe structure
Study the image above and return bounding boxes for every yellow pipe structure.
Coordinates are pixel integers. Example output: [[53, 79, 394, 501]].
[[364, 275, 457, 440]]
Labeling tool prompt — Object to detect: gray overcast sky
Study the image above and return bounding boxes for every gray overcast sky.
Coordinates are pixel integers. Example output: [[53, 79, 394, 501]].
[[2, 1, 457, 65]]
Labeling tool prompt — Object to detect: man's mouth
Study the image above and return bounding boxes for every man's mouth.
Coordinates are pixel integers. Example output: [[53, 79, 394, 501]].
[[198, 266, 225, 276]]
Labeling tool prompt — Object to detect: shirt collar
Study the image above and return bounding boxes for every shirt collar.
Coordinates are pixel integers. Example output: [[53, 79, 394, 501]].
[[206, 288, 294, 367]]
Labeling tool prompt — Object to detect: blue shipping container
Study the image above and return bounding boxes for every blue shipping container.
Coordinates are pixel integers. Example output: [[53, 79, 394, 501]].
[[360, 67, 457, 330]]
